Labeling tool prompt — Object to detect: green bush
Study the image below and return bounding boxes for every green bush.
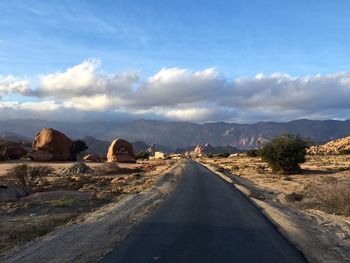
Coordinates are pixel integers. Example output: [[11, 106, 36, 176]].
[[212, 152, 230, 158], [246, 149, 260, 157], [136, 151, 150, 160], [260, 134, 310, 174]]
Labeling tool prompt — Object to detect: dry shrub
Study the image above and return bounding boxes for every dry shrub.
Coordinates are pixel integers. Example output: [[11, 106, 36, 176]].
[[285, 192, 304, 202], [303, 181, 350, 216], [10, 164, 54, 188]]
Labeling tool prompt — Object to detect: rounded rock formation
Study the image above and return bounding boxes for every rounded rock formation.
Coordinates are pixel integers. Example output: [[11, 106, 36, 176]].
[[107, 139, 135, 163], [5, 146, 27, 160], [32, 128, 73, 161]]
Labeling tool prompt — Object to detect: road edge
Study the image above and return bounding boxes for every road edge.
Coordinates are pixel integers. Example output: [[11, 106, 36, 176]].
[[196, 160, 342, 263]]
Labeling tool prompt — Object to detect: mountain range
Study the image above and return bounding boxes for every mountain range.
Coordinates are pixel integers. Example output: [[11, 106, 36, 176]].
[[1, 119, 350, 150]]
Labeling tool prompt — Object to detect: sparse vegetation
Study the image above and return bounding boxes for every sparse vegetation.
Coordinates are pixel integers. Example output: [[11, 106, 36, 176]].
[[10, 164, 54, 188], [285, 192, 304, 203], [136, 151, 150, 160], [36, 226, 52, 237], [260, 133, 310, 174], [301, 181, 350, 216]]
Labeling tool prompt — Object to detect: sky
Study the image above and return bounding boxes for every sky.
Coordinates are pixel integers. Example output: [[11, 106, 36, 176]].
[[1, 0, 350, 123]]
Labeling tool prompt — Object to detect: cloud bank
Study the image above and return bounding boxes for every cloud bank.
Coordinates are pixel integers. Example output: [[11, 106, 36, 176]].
[[1, 59, 350, 123]]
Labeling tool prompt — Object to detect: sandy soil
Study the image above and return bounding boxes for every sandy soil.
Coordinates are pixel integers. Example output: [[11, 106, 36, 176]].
[[0, 159, 177, 256], [200, 155, 350, 263]]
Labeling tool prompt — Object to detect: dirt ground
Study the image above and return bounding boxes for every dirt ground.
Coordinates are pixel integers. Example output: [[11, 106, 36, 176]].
[[0, 159, 176, 255], [200, 154, 350, 263]]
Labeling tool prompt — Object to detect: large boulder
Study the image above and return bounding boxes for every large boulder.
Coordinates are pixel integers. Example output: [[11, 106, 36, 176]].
[[32, 128, 73, 161], [107, 139, 135, 163], [0, 185, 27, 201]]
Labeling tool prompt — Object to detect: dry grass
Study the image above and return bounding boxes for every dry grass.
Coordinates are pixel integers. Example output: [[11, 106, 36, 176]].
[[300, 181, 350, 216], [201, 154, 350, 217]]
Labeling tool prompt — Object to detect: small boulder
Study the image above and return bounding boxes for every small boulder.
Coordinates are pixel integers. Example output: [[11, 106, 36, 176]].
[[29, 151, 53, 162], [32, 128, 73, 161], [83, 154, 100, 162], [0, 185, 27, 201]]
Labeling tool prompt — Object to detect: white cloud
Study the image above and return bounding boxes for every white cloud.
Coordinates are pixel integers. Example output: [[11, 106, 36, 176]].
[[0, 75, 30, 96], [2, 59, 350, 122]]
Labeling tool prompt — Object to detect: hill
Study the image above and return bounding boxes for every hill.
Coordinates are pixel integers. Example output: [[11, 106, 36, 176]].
[[1, 119, 350, 150], [308, 135, 350, 155]]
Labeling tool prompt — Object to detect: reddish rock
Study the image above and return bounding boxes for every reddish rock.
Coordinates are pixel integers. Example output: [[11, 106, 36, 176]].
[[5, 146, 27, 159], [32, 128, 73, 161], [107, 139, 135, 163], [29, 151, 53, 162], [83, 154, 100, 162]]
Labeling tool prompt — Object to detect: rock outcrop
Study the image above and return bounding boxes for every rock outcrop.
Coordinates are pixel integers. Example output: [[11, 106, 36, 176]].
[[31, 128, 73, 161], [107, 139, 135, 163], [0, 185, 27, 201], [21, 190, 93, 202], [308, 135, 350, 155]]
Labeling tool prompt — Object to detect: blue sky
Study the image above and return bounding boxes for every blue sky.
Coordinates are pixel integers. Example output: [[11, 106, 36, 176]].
[[1, 0, 350, 123], [1, 0, 350, 77]]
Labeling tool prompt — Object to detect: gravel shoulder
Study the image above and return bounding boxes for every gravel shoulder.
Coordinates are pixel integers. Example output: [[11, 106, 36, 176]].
[[1, 161, 184, 263], [198, 160, 350, 263]]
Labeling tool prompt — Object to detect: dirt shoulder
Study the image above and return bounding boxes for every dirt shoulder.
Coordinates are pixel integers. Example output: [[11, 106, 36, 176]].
[[198, 157, 350, 263], [1, 160, 184, 263]]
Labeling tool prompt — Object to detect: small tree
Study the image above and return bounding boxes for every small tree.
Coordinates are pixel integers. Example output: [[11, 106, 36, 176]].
[[260, 134, 310, 174], [71, 140, 88, 160], [246, 149, 260, 157], [136, 151, 150, 160]]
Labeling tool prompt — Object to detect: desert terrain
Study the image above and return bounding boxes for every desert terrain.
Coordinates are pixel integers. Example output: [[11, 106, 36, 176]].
[[0, 159, 176, 256]]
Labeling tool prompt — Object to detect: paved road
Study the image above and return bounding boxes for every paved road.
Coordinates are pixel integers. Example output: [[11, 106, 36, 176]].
[[101, 160, 307, 263]]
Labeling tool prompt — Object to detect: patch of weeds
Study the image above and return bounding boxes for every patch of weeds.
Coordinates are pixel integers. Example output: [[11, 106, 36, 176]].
[[282, 176, 293, 181], [36, 226, 52, 237], [230, 165, 239, 172], [9, 164, 54, 189], [256, 164, 267, 174], [301, 181, 350, 216], [285, 192, 304, 203], [132, 173, 142, 179]]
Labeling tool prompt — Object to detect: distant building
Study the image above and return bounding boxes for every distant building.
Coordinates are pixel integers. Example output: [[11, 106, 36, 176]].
[[154, 151, 166, 159]]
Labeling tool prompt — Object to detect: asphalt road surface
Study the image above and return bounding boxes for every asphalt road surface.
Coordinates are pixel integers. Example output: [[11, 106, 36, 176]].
[[101, 160, 307, 263]]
